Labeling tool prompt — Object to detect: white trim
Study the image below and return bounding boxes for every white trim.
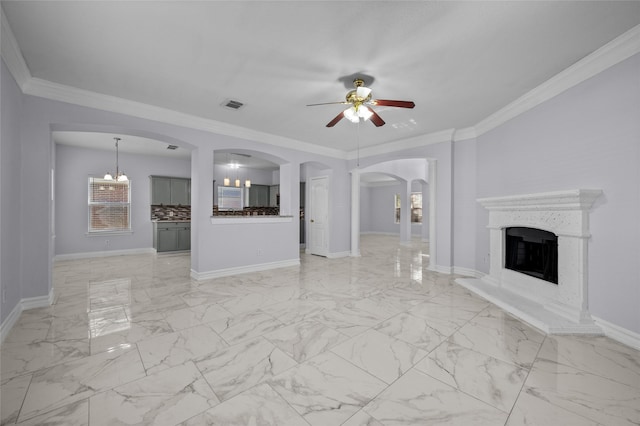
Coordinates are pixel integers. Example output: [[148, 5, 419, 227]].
[[478, 189, 603, 212], [476, 24, 640, 137], [86, 230, 134, 237], [593, 316, 640, 351], [210, 215, 293, 225], [1, 301, 22, 343], [453, 127, 477, 142], [452, 266, 484, 278], [191, 258, 300, 280], [54, 247, 155, 261], [360, 180, 398, 188], [0, 9, 31, 89], [1, 290, 54, 343], [428, 264, 453, 274], [327, 251, 351, 259], [348, 129, 455, 159], [21, 291, 54, 310], [22, 78, 347, 159]]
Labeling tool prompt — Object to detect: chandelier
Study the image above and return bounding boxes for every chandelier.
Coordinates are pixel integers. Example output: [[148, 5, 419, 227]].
[[104, 137, 128, 182]]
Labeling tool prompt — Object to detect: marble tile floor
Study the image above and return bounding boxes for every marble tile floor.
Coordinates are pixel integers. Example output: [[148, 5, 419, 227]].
[[1, 234, 639, 425]]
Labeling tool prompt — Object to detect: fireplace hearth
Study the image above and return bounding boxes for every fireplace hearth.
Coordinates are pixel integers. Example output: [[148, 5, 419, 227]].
[[457, 189, 603, 334]]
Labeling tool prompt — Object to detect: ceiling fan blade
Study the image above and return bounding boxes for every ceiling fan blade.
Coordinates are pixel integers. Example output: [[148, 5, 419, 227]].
[[306, 101, 349, 107], [371, 99, 415, 108], [326, 112, 345, 127], [368, 108, 385, 127]]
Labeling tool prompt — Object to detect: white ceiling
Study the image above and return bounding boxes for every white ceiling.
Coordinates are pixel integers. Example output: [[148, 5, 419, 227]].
[[4, 1, 640, 156]]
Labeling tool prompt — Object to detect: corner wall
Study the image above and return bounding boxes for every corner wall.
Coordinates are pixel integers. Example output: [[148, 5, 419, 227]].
[[0, 58, 23, 325]]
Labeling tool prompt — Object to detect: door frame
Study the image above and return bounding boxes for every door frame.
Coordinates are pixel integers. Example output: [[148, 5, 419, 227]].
[[306, 175, 330, 257]]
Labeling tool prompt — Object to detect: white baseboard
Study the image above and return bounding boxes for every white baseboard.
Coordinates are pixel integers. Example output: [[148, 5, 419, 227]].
[[1, 302, 22, 343], [427, 264, 453, 274], [593, 316, 640, 351], [1, 289, 53, 343], [327, 251, 351, 259], [191, 258, 300, 280], [452, 266, 484, 278], [54, 247, 156, 261]]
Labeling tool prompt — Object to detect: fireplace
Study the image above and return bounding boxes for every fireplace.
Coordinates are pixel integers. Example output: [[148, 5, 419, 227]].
[[505, 227, 558, 284], [457, 189, 603, 334]]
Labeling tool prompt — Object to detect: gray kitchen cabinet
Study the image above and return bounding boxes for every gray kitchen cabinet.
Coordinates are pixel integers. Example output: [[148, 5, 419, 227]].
[[153, 222, 191, 252], [176, 226, 191, 251], [270, 185, 279, 207], [150, 176, 190, 205], [248, 184, 270, 206]]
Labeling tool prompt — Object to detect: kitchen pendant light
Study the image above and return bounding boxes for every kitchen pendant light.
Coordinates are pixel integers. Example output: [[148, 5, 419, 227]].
[[104, 137, 128, 182]]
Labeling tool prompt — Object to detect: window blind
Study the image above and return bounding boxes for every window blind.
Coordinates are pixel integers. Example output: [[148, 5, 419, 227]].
[[88, 177, 131, 232]]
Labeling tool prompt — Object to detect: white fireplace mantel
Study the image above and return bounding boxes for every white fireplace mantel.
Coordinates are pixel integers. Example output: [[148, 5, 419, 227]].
[[457, 189, 603, 334]]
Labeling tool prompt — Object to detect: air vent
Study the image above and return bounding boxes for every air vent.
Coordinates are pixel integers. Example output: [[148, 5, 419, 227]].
[[167, 145, 178, 150], [222, 99, 244, 110]]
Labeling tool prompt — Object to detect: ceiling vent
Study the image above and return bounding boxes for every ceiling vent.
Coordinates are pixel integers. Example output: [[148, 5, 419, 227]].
[[222, 99, 244, 110], [167, 145, 178, 150]]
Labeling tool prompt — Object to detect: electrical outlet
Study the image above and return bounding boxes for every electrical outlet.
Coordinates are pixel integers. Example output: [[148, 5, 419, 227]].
[[257, 249, 263, 256]]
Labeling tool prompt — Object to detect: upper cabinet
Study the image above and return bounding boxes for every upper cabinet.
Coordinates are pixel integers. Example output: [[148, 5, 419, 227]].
[[248, 184, 270, 207], [150, 176, 191, 205]]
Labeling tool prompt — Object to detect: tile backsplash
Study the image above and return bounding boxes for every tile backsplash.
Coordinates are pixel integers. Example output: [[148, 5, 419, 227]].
[[151, 205, 190, 221]]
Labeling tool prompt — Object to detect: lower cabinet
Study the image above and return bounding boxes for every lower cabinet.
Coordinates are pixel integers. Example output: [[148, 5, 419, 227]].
[[153, 222, 191, 252]]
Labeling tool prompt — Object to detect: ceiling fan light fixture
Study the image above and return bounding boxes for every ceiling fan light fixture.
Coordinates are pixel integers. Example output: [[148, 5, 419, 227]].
[[356, 86, 372, 100], [359, 106, 373, 121], [344, 106, 360, 123]]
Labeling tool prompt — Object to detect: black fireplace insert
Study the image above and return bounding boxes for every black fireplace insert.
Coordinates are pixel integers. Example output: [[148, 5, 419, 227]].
[[505, 227, 558, 284]]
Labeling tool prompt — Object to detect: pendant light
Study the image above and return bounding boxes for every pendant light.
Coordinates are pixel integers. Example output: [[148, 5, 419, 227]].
[[104, 137, 128, 182]]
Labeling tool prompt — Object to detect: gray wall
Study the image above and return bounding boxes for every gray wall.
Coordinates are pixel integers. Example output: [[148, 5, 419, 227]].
[[55, 144, 191, 256], [1, 58, 23, 323], [360, 183, 425, 236], [452, 138, 477, 271], [475, 52, 640, 333]]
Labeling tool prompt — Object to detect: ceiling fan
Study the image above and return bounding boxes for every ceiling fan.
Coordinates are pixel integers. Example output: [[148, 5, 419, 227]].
[[307, 78, 415, 127]]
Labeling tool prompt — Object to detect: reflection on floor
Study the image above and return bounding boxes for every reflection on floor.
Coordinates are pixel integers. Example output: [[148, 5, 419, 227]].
[[2, 234, 639, 425]]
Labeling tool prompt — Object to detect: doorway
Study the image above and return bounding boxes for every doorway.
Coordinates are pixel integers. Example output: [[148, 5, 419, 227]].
[[307, 176, 329, 256]]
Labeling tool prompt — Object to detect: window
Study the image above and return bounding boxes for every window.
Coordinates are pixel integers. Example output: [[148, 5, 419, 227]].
[[88, 177, 130, 232], [395, 192, 422, 224], [411, 192, 422, 223]]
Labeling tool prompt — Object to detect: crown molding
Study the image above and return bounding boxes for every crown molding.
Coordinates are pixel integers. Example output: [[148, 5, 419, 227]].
[[453, 127, 477, 142], [475, 23, 640, 137], [21, 78, 347, 159], [348, 128, 455, 159], [1, 7, 31, 89]]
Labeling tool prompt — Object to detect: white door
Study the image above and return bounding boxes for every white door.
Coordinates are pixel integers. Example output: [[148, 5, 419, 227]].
[[308, 176, 329, 256]]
